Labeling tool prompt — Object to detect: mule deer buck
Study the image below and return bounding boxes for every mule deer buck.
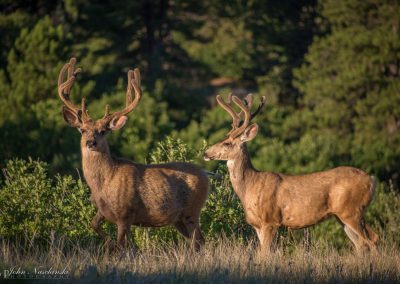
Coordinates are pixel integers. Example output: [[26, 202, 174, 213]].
[[203, 94, 378, 253], [58, 58, 209, 250]]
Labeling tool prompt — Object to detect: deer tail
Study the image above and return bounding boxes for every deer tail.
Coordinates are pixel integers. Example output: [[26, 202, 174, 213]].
[[369, 175, 377, 200]]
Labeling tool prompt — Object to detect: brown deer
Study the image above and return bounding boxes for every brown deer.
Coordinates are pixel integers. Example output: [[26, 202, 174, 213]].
[[203, 94, 378, 253], [58, 58, 209, 250]]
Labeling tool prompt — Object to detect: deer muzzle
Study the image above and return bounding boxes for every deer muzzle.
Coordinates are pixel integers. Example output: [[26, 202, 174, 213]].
[[203, 152, 213, 161], [86, 140, 97, 149]]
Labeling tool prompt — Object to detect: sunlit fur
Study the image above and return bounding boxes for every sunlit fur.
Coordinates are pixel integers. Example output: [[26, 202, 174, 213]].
[[59, 58, 208, 250], [204, 95, 378, 254], [65, 110, 209, 251]]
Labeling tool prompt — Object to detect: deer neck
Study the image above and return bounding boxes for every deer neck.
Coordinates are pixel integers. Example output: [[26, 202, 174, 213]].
[[81, 143, 114, 192], [226, 144, 255, 201]]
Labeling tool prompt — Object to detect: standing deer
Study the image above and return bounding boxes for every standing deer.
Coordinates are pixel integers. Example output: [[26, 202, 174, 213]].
[[58, 58, 209, 250], [203, 94, 378, 253]]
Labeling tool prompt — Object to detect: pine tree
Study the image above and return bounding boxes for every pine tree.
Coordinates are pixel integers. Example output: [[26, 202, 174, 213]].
[[294, 0, 400, 180]]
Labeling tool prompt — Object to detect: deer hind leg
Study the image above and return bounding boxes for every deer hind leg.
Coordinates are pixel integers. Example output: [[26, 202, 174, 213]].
[[343, 225, 363, 251], [341, 217, 377, 253], [365, 224, 379, 244], [174, 221, 190, 238], [193, 224, 205, 250], [255, 225, 277, 255], [176, 217, 204, 251]]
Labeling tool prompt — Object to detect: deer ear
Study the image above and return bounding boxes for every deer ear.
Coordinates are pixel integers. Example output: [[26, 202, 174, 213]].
[[108, 116, 127, 130], [62, 106, 81, 128], [240, 123, 258, 142]]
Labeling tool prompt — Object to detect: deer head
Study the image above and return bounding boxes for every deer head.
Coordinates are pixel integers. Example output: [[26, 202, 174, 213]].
[[58, 58, 141, 153], [203, 94, 265, 161]]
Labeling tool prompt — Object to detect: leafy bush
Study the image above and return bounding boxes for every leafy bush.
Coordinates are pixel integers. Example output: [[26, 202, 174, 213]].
[[201, 164, 254, 241], [0, 138, 252, 248], [0, 158, 95, 241], [1, 140, 399, 250], [365, 181, 400, 244]]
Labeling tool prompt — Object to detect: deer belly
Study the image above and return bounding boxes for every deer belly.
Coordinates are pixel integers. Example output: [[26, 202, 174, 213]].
[[132, 205, 181, 227], [131, 189, 183, 226], [280, 203, 329, 229]]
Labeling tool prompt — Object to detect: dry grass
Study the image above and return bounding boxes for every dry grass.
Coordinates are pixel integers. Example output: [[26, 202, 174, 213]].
[[1, 237, 399, 283]]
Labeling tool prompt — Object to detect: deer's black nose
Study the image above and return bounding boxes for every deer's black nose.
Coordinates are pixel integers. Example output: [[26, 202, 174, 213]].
[[86, 140, 97, 148]]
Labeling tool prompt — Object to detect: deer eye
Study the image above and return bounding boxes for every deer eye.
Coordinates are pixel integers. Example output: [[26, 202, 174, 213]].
[[223, 142, 231, 147]]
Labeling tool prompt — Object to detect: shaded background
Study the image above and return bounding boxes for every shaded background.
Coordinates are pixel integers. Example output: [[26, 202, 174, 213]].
[[0, 0, 399, 184]]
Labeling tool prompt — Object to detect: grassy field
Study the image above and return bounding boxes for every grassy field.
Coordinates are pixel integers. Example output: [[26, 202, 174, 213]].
[[1, 236, 399, 283]]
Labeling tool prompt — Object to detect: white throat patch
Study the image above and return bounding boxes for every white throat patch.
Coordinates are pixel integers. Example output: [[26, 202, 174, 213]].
[[227, 160, 236, 179]]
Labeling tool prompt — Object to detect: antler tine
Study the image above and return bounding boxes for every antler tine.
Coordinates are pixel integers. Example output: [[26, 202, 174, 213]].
[[125, 70, 134, 106], [216, 94, 240, 130], [236, 94, 266, 126], [105, 68, 142, 121], [134, 68, 141, 88], [102, 104, 110, 118], [245, 93, 254, 108], [226, 93, 233, 104], [65, 59, 82, 95], [249, 95, 266, 120], [81, 97, 90, 122], [58, 61, 76, 111], [57, 58, 83, 115], [131, 68, 141, 106], [230, 96, 251, 137], [238, 93, 254, 118], [58, 62, 69, 91], [226, 93, 241, 127]]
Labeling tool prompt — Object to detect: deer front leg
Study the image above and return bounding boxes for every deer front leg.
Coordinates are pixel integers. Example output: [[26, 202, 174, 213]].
[[91, 211, 115, 251], [116, 222, 131, 250], [90, 211, 108, 240], [255, 225, 277, 255]]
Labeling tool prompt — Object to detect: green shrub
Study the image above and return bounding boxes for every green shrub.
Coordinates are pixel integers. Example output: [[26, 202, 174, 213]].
[[0, 158, 95, 241], [201, 164, 254, 241], [366, 180, 400, 244], [1, 140, 399, 250]]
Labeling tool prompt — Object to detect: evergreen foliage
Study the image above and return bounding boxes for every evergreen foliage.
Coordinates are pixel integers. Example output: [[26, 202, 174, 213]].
[[294, 0, 400, 180]]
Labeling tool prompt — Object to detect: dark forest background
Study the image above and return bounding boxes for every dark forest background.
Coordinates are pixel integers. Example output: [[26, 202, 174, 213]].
[[0, 0, 399, 183]]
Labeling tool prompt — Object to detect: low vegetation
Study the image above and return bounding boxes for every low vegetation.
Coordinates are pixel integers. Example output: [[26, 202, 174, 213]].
[[0, 138, 399, 281], [1, 139, 399, 249], [1, 237, 399, 283]]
